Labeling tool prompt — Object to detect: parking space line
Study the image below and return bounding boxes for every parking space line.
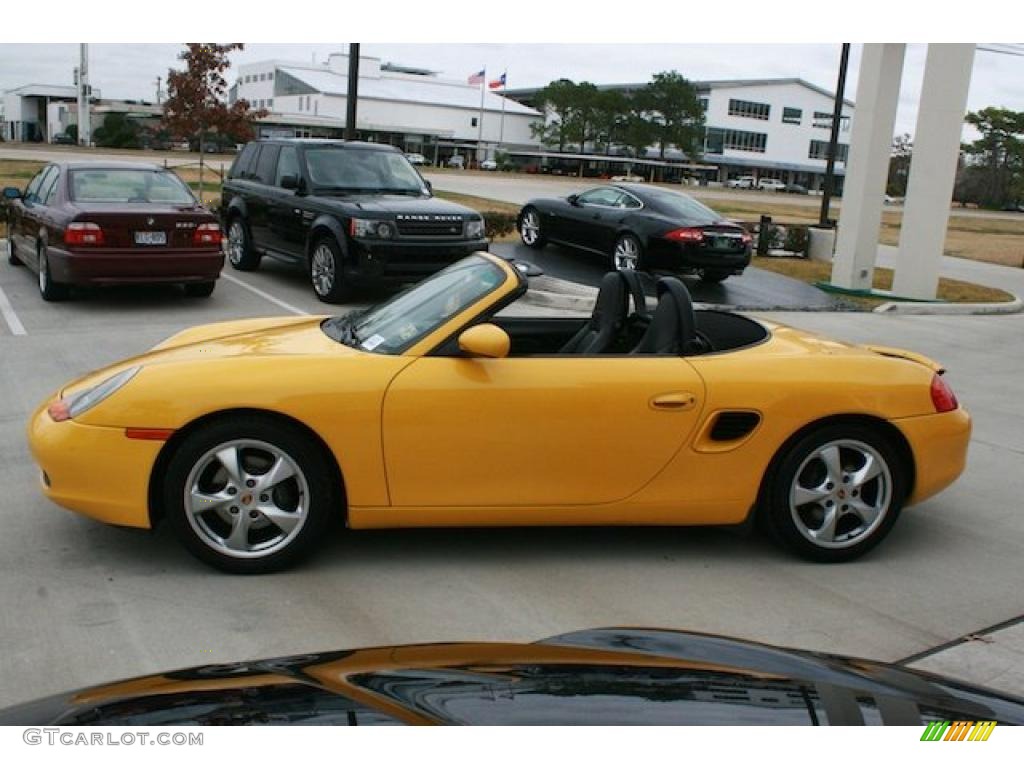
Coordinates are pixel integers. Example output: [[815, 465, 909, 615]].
[[0, 283, 26, 336], [221, 273, 309, 316]]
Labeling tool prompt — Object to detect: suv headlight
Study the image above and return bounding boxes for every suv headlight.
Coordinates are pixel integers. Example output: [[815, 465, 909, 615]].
[[48, 366, 141, 422], [466, 218, 485, 239], [350, 218, 395, 239]]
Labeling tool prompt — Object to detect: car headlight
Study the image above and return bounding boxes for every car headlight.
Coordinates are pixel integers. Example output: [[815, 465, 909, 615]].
[[48, 366, 141, 422], [466, 218, 485, 239], [350, 218, 394, 239]]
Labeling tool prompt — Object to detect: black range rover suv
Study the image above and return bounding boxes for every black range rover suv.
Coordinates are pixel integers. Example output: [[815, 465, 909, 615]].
[[221, 139, 488, 302]]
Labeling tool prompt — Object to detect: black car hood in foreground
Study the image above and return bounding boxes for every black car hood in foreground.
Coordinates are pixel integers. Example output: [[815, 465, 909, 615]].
[[3, 628, 1021, 726]]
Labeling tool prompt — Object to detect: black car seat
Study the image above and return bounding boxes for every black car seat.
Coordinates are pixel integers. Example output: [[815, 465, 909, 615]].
[[630, 276, 700, 355], [559, 271, 629, 354]]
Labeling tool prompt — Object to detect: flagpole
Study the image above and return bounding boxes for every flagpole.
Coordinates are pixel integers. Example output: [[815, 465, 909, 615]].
[[498, 68, 507, 148], [477, 67, 485, 165]]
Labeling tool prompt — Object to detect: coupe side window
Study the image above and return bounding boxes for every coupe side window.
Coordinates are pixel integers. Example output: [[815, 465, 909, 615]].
[[578, 188, 623, 207]]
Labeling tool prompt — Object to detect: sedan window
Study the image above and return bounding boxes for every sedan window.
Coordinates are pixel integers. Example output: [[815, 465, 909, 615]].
[[33, 166, 60, 205], [69, 170, 196, 205]]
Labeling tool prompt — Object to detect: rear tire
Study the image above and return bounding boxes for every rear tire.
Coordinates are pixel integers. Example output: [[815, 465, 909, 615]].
[[763, 424, 907, 563], [310, 237, 356, 304], [226, 217, 260, 271], [697, 268, 731, 283], [184, 281, 216, 298], [6, 236, 21, 266], [37, 247, 69, 302], [163, 415, 339, 574]]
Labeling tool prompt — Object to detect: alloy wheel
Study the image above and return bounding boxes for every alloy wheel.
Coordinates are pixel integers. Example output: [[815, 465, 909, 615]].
[[788, 439, 893, 549], [613, 237, 640, 271], [183, 439, 310, 560], [227, 221, 245, 266], [311, 243, 336, 296], [38, 250, 48, 292], [520, 211, 540, 245]]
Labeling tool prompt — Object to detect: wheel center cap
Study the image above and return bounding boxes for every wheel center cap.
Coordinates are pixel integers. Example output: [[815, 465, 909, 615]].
[[241, 493, 254, 506], [837, 489, 847, 499]]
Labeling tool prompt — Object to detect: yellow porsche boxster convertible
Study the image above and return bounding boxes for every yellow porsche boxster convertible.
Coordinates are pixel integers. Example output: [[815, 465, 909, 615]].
[[28, 253, 970, 572]]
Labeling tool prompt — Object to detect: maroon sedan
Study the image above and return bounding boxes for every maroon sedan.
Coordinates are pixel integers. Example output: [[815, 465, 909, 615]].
[[3, 161, 223, 301]]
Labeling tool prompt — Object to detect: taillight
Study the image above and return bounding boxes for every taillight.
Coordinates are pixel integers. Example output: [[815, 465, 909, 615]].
[[193, 222, 222, 247], [664, 227, 705, 243], [64, 222, 105, 246], [930, 374, 958, 413]]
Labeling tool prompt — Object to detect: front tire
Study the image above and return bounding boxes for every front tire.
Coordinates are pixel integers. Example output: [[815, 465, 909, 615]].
[[7, 235, 21, 266], [612, 233, 643, 271], [163, 416, 338, 574], [37, 247, 69, 301], [226, 217, 260, 271], [764, 424, 907, 562], [184, 281, 216, 298], [519, 207, 547, 249], [310, 237, 356, 304]]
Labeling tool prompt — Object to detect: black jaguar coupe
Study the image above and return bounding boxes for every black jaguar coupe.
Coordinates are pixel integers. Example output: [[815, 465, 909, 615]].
[[518, 183, 752, 283]]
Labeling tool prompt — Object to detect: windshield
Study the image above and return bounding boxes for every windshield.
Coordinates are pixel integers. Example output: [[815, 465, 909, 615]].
[[305, 147, 427, 194], [69, 169, 196, 204], [643, 188, 722, 224], [323, 255, 507, 354]]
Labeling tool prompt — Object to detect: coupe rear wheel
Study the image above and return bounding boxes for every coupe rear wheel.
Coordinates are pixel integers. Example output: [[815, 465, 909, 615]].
[[764, 424, 906, 562], [612, 234, 643, 271], [164, 416, 338, 573], [310, 237, 355, 304], [184, 281, 216, 298], [519, 208, 546, 249], [37, 247, 69, 301], [227, 218, 260, 271], [6, 236, 21, 266], [697, 268, 732, 283]]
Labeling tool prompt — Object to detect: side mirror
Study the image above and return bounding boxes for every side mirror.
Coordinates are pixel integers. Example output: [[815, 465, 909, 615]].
[[279, 174, 299, 191], [567, 193, 579, 206], [458, 323, 510, 359], [3, 187, 21, 200]]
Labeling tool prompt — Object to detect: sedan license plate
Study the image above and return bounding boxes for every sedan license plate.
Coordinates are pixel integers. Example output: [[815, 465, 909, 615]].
[[713, 235, 738, 250], [134, 231, 167, 246]]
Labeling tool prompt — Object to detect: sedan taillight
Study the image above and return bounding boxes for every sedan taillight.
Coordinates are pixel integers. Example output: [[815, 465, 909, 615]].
[[193, 222, 222, 247], [930, 374, 959, 413], [664, 227, 705, 243], [64, 222, 105, 247]]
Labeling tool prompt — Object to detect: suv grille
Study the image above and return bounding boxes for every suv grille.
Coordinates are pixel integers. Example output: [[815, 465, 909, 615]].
[[395, 214, 464, 238]]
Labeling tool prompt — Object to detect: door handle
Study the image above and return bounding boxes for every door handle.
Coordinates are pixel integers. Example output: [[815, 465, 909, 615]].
[[650, 392, 697, 410]]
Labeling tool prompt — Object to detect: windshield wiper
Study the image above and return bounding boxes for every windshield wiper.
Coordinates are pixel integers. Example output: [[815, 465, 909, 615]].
[[381, 188, 425, 196]]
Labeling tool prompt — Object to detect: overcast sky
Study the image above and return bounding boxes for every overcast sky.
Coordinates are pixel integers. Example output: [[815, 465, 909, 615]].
[[2, 43, 1022, 139]]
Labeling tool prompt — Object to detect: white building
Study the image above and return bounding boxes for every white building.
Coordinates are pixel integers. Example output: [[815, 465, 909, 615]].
[[229, 53, 541, 165], [2, 84, 100, 142], [505, 78, 854, 189]]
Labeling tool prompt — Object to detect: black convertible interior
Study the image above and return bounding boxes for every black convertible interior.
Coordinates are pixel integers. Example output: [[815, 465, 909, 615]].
[[440, 271, 770, 357]]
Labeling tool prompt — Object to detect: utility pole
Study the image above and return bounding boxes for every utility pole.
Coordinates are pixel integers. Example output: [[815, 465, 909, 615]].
[[820, 43, 850, 226], [345, 43, 360, 141], [155, 76, 162, 104], [77, 43, 91, 146]]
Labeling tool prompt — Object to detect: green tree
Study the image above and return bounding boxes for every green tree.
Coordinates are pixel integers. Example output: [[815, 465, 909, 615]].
[[619, 90, 657, 160], [962, 107, 1024, 207], [530, 78, 579, 152], [93, 113, 142, 148], [645, 70, 704, 159], [591, 89, 627, 155]]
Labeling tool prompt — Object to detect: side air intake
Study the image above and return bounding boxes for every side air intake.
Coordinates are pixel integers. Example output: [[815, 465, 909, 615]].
[[710, 412, 761, 442]]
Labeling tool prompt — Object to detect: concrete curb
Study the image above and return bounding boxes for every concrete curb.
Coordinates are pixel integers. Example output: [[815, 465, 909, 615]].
[[874, 294, 1023, 315]]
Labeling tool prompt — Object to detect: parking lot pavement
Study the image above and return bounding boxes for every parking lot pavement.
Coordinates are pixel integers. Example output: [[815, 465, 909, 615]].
[[1, 245, 1022, 706]]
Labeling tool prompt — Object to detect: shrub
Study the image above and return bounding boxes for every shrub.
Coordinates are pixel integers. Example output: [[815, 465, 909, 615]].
[[483, 211, 517, 239], [784, 226, 809, 256]]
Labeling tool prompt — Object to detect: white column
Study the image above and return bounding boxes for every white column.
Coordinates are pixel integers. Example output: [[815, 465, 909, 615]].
[[831, 44, 906, 290], [891, 44, 975, 300]]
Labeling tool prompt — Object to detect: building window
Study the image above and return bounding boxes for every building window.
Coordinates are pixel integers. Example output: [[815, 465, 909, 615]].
[[244, 75, 251, 84], [471, 117, 478, 127], [813, 112, 851, 131], [698, 97, 709, 113], [267, 98, 273, 109], [705, 127, 767, 154], [728, 99, 770, 121], [782, 107, 802, 125], [809, 139, 848, 162], [268, 72, 274, 81]]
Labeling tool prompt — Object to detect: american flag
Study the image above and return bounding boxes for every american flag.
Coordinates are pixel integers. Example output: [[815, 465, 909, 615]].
[[488, 72, 506, 89], [467, 69, 485, 86]]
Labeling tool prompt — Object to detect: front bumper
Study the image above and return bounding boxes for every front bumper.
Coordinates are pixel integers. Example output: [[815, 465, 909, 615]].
[[27, 401, 161, 528], [348, 238, 490, 280], [895, 406, 972, 505], [48, 246, 224, 286]]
